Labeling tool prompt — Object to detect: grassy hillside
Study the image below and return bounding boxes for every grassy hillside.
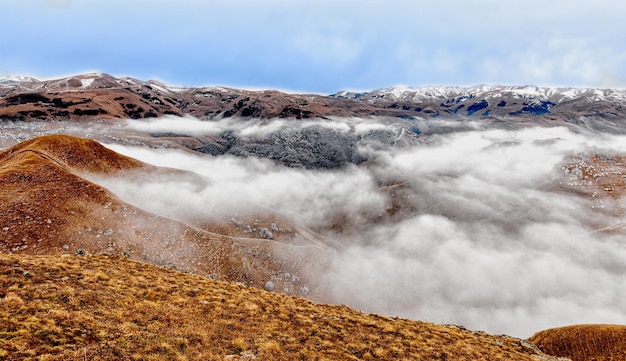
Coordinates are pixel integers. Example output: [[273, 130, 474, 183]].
[[529, 324, 626, 361], [0, 254, 557, 361], [0, 134, 321, 295]]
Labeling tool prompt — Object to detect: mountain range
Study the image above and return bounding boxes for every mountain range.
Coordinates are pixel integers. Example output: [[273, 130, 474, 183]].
[[1, 73, 625, 360], [1, 73, 625, 129]]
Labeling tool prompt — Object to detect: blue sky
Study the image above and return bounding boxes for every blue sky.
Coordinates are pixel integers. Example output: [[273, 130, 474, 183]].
[[1, 0, 625, 93]]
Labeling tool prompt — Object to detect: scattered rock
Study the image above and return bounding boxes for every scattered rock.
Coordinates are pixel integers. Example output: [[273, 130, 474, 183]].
[[264, 281, 275, 292], [258, 228, 273, 239], [519, 339, 542, 354], [224, 351, 257, 360]]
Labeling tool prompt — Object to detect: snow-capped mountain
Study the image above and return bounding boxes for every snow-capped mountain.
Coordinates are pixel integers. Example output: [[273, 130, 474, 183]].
[[331, 85, 626, 122], [1, 73, 625, 127], [334, 85, 626, 103], [0, 75, 40, 84]]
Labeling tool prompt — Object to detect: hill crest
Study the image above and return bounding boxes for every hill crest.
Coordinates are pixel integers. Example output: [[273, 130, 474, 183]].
[[0, 134, 320, 296], [2, 73, 626, 122]]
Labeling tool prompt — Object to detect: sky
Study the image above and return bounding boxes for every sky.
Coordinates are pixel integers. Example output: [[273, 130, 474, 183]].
[[1, 0, 625, 93]]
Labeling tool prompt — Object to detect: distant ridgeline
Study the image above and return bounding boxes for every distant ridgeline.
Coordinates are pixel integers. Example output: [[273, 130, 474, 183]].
[[1, 73, 626, 123], [1, 74, 626, 170]]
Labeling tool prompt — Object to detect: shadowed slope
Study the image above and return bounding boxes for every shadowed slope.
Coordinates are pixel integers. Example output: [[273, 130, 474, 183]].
[[0, 135, 320, 295], [529, 324, 626, 361], [0, 254, 560, 361]]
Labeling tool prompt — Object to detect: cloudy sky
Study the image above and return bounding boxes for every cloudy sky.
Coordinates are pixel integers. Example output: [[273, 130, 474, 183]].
[[1, 0, 625, 92]]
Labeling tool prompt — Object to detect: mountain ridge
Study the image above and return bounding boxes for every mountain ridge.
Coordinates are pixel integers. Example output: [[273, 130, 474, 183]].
[[1, 73, 625, 123]]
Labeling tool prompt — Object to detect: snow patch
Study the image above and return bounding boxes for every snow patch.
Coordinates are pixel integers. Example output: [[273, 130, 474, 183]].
[[81, 78, 95, 88]]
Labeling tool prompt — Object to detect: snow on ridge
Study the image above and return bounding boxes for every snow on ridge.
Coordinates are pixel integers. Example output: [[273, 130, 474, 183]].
[[0, 75, 39, 83], [3, 73, 626, 104], [352, 85, 626, 104], [81, 78, 95, 88]]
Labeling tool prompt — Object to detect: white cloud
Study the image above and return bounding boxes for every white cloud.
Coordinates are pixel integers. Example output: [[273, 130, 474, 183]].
[[323, 126, 626, 337], [120, 116, 405, 139], [518, 37, 626, 86], [91, 121, 626, 338], [478, 36, 626, 87], [95, 144, 385, 231]]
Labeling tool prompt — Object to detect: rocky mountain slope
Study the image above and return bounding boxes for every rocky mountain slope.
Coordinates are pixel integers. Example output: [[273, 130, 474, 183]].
[[332, 85, 626, 126], [0, 73, 400, 121], [1, 74, 625, 128]]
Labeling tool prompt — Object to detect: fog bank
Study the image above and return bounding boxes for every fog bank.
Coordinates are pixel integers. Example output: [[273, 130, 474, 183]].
[[96, 120, 626, 338]]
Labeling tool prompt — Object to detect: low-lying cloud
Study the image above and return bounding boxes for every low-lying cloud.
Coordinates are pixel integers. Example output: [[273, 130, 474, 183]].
[[86, 119, 626, 338], [92, 148, 385, 232], [122, 115, 397, 138], [325, 127, 626, 336]]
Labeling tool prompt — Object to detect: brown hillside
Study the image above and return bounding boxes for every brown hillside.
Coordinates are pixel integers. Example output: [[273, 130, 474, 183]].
[[0, 73, 403, 121], [529, 324, 626, 361], [0, 135, 321, 296], [4, 73, 626, 123], [0, 254, 559, 361], [0, 134, 145, 173], [0, 74, 184, 121]]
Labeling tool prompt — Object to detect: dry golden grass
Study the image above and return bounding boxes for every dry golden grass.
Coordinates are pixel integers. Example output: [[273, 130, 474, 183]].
[[0, 253, 558, 361], [529, 324, 626, 361], [0, 134, 145, 173]]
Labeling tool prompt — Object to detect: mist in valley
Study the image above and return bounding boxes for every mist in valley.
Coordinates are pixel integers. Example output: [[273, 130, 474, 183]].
[[76, 116, 625, 338], [2, 115, 624, 337]]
